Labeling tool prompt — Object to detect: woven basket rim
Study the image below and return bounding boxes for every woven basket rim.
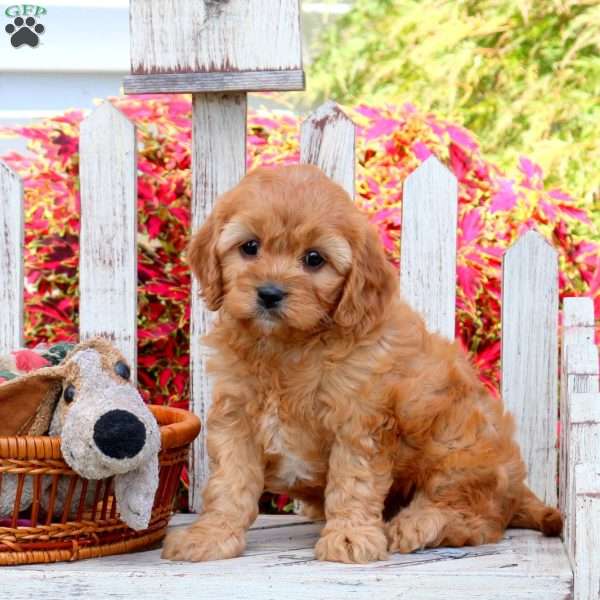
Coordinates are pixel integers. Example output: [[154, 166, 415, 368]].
[[0, 404, 201, 460]]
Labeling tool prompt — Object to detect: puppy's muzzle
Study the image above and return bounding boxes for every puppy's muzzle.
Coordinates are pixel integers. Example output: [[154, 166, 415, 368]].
[[257, 284, 287, 310], [93, 409, 146, 459]]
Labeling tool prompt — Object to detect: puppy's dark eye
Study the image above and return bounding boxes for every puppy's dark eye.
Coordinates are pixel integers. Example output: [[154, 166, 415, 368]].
[[303, 250, 325, 270], [240, 239, 260, 257], [114, 361, 131, 381], [63, 384, 76, 404]]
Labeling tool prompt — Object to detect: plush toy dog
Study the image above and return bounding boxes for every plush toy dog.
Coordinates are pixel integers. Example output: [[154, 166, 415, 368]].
[[0, 338, 161, 530]]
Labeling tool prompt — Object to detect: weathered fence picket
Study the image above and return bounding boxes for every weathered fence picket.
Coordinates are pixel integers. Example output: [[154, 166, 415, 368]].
[[79, 102, 138, 374], [399, 156, 458, 340], [0, 162, 23, 355], [300, 101, 355, 196], [501, 229, 559, 506]]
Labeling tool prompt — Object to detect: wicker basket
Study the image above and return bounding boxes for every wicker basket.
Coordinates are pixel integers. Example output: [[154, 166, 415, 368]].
[[0, 405, 200, 565]]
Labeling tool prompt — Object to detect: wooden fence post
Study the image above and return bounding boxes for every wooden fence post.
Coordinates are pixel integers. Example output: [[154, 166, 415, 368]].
[[501, 229, 559, 507], [561, 303, 600, 600], [189, 93, 247, 511], [400, 156, 458, 339], [125, 0, 305, 510], [300, 101, 355, 197], [0, 161, 23, 354], [125, 1, 304, 94], [79, 103, 138, 374], [559, 297, 599, 561]]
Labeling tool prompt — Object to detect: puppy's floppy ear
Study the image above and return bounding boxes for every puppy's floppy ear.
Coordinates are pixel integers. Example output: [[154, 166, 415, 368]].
[[334, 222, 397, 332], [187, 211, 223, 311]]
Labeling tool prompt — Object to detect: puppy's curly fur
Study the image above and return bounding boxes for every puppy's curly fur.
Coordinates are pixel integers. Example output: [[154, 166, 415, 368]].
[[162, 164, 562, 563]]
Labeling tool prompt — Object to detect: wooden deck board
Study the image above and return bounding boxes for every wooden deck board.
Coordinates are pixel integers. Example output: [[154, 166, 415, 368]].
[[1, 515, 573, 599]]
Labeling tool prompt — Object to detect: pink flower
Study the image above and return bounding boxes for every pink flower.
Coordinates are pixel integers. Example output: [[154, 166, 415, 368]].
[[446, 124, 478, 151], [458, 266, 480, 300], [459, 209, 483, 245], [490, 179, 517, 212], [411, 142, 432, 161], [519, 156, 543, 182]]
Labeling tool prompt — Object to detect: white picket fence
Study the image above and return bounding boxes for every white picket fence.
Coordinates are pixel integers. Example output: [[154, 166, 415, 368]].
[[1, 99, 599, 597]]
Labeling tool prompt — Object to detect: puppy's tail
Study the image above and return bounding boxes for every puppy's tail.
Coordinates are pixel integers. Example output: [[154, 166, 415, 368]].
[[509, 485, 563, 536]]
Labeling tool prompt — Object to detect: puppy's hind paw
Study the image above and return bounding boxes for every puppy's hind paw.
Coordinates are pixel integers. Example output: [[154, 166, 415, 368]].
[[385, 510, 443, 554], [296, 499, 325, 521], [161, 522, 245, 562], [315, 524, 388, 563]]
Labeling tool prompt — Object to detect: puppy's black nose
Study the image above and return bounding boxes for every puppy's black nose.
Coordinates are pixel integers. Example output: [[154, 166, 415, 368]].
[[93, 409, 146, 459], [257, 284, 286, 309]]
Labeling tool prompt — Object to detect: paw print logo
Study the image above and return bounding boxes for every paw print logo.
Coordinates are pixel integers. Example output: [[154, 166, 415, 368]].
[[5, 16, 45, 48]]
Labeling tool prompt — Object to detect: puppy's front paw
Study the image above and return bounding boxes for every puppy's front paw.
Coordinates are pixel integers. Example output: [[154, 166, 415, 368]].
[[315, 524, 388, 563], [161, 521, 245, 562]]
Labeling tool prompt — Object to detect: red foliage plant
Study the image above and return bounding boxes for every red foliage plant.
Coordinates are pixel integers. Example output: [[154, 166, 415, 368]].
[[1, 94, 598, 409]]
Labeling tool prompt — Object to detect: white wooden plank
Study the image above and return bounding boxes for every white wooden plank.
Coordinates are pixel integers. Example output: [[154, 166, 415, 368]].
[[123, 70, 305, 94], [300, 101, 355, 197], [0, 515, 572, 600], [574, 464, 600, 600], [560, 297, 597, 534], [0, 565, 572, 600], [79, 103, 137, 374], [400, 156, 458, 339], [129, 0, 302, 74], [81, 516, 570, 577], [0, 161, 23, 354], [501, 229, 559, 507], [189, 92, 247, 512]]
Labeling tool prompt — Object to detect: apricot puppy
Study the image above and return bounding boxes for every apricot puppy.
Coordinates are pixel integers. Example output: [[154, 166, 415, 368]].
[[162, 164, 562, 563]]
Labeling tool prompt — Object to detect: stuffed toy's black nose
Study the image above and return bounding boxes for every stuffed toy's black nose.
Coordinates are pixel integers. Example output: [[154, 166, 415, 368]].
[[93, 409, 146, 459], [257, 284, 286, 309]]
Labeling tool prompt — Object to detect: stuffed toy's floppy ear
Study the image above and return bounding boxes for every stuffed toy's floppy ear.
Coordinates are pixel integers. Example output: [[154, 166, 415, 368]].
[[113, 453, 159, 530], [0, 367, 65, 517], [0, 371, 63, 436]]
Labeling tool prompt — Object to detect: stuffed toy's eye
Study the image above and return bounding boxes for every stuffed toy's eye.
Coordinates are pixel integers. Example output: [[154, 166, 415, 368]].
[[63, 384, 76, 404], [303, 250, 325, 270], [114, 361, 131, 381], [240, 239, 260, 257]]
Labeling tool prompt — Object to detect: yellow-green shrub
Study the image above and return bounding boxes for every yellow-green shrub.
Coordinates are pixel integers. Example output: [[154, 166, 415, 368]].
[[308, 0, 600, 225]]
